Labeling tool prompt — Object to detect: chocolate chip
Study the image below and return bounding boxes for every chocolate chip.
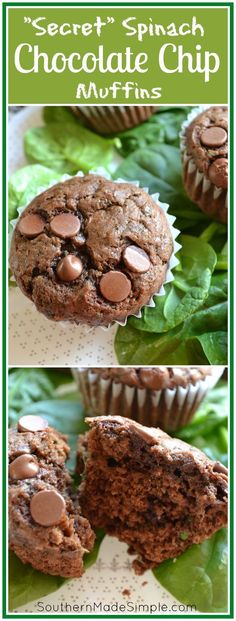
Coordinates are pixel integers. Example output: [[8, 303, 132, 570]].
[[30, 489, 66, 526], [18, 415, 48, 433], [213, 461, 228, 476], [100, 271, 131, 303], [123, 245, 150, 273], [18, 214, 45, 238], [57, 254, 83, 282], [50, 214, 81, 238], [208, 158, 228, 188], [9, 454, 39, 480], [200, 126, 227, 148], [128, 422, 156, 445]]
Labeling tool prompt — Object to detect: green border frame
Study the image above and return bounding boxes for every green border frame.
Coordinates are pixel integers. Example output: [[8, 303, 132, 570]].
[[2, 1, 234, 619]]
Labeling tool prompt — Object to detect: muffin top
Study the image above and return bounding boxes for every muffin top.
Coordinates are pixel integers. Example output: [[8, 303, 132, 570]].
[[184, 106, 228, 189], [10, 174, 173, 327], [81, 366, 213, 390]]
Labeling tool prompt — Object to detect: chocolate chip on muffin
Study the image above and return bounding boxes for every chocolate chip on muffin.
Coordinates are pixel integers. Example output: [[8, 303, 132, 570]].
[[181, 106, 228, 223], [10, 174, 173, 327], [8, 416, 95, 577]]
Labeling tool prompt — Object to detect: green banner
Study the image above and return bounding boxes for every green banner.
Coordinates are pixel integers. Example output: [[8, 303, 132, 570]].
[[7, 5, 229, 104]]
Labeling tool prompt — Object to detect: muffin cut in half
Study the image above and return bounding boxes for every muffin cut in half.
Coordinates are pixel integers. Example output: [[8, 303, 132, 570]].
[[78, 416, 228, 574], [9, 416, 95, 577]]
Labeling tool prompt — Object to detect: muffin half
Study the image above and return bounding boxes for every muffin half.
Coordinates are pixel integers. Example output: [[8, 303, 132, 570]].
[[9, 415, 95, 577], [78, 416, 228, 574]]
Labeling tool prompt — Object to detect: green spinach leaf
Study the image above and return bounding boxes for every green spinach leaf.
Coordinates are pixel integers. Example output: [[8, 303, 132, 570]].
[[24, 117, 114, 175], [116, 107, 192, 157], [114, 143, 227, 241], [153, 529, 228, 613], [9, 528, 105, 611], [8, 165, 62, 223], [115, 238, 226, 365], [176, 383, 228, 465], [9, 551, 65, 612]]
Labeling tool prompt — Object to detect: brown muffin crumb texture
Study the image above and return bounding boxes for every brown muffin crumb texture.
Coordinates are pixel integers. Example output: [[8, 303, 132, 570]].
[[10, 175, 173, 327], [9, 420, 95, 577], [78, 416, 228, 574]]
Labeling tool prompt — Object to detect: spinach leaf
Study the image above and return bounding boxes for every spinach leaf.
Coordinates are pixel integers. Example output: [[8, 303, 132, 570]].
[[8, 165, 62, 223], [114, 143, 207, 231], [8, 368, 54, 426], [43, 106, 77, 125], [175, 383, 228, 465], [115, 301, 227, 365], [9, 551, 65, 611], [24, 116, 114, 175], [153, 529, 228, 613], [114, 143, 227, 241], [130, 235, 216, 333], [116, 107, 192, 157], [115, 237, 227, 365], [9, 529, 105, 611]]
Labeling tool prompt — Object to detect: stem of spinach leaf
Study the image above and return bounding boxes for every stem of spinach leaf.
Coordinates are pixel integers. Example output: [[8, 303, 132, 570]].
[[216, 260, 228, 270], [173, 279, 191, 293], [200, 222, 220, 243]]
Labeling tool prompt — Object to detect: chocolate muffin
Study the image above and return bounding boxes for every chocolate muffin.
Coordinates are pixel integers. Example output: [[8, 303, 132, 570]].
[[9, 415, 95, 577], [9, 174, 173, 327], [74, 366, 223, 431], [70, 106, 157, 135], [181, 106, 228, 223], [78, 416, 228, 574]]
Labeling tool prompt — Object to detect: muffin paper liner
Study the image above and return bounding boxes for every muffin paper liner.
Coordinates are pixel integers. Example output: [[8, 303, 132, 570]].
[[73, 366, 224, 432], [10, 168, 181, 331], [180, 106, 228, 221], [71, 106, 157, 135]]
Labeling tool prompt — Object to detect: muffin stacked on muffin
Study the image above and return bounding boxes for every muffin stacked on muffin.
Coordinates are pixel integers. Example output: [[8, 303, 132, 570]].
[[74, 366, 223, 432], [10, 174, 174, 327], [181, 106, 228, 223], [70, 106, 157, 135]]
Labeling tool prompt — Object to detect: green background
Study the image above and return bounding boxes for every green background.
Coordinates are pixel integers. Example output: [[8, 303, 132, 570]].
[[8, 6, 228, 104]]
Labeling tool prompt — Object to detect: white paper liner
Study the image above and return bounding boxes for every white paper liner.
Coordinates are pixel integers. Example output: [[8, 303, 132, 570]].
[[179, 106, 228, 215], [73, 366, 224, 432], [10, 168, 181, 330]]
